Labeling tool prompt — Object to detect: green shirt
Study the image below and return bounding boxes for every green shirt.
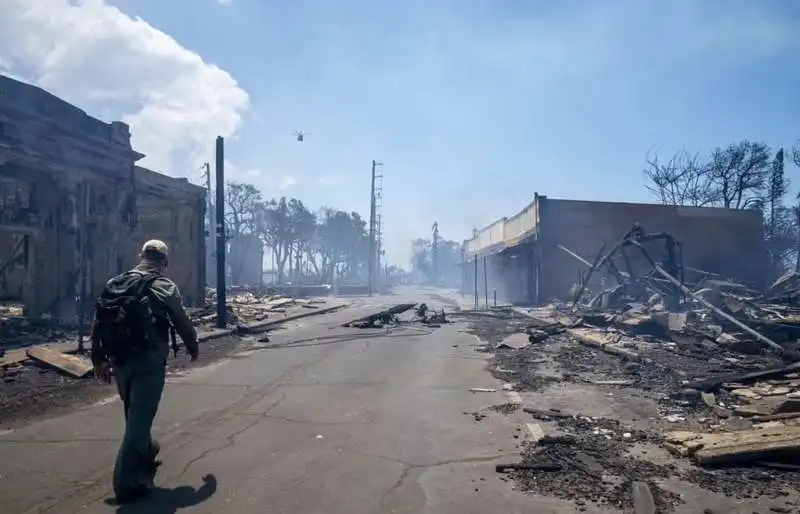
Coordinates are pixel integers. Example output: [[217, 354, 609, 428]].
[[91, 263, 198, 365]]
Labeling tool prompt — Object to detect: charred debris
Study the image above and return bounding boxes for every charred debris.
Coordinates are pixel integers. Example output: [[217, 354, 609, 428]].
[[471, 225, 800, 510], [1, 285, 335, 380], [341, 302, 449, 329], [483, 224, 800, 467]]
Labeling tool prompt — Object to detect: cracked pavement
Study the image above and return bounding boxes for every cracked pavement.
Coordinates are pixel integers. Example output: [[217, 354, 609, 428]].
[[0, 289, 555, 514]]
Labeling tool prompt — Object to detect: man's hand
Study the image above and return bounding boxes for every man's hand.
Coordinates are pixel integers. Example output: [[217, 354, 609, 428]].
[[187, 344, 199, 362], [93, 362, 112, 383]]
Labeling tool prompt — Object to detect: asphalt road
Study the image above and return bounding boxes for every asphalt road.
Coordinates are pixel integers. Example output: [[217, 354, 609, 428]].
[[0, 289, 565, 514]]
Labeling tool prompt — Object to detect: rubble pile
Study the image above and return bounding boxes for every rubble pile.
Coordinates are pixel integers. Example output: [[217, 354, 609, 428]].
[[501, 413, 680, 512], [467, 225, 800, 510], [342, 302, 450, 329], [193, 289, 327, 329]]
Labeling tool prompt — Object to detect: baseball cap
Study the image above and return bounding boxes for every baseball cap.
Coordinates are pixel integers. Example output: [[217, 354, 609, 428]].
[[141, 239, 169, 258]]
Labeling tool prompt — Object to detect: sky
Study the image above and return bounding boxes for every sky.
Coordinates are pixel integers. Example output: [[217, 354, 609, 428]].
[[1, 0, 799, 267]]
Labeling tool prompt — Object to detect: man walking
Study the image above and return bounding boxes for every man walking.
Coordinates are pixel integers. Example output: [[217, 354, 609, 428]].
[[91, 240, 199, 503]]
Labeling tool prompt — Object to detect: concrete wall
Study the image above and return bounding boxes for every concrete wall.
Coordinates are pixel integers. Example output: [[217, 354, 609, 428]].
[[537, 197, 769, 301]]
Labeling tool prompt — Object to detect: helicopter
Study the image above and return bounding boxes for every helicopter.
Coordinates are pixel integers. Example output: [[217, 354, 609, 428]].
[[293, 130, 308, 142]]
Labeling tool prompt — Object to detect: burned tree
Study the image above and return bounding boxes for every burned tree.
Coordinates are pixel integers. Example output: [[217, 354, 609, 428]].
[[224, 182, 262, 285], [643, 149, 717, 207], [645, 141, 773, 210], [707, 141, 771, 210]]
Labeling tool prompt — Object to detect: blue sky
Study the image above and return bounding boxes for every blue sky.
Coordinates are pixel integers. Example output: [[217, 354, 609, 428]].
[[6, 0, 800, 266]]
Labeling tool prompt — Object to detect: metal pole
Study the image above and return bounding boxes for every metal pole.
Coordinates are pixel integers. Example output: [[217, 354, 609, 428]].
[[368, 160, 376, 296], [493, 289, 497, 307], [461, 250, 465, 297], [215, 136, 227, 329], [483, 257, 489, 309], [473, 257, 478, 309]]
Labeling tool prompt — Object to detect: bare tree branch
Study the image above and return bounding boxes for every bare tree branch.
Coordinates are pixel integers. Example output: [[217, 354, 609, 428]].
[[643, 149, 716, 206]]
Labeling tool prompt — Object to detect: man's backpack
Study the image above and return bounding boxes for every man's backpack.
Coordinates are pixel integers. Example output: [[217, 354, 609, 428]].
[[94, 272, 160, 364]]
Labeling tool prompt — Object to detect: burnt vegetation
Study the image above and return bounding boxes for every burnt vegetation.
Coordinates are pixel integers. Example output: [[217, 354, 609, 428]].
[[644, 140, 800, 274], [222, 182, 402, 286]]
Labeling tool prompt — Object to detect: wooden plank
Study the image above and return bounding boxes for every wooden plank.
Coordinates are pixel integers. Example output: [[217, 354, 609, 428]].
[[26, 347, 92, 378], [632, 481, 656, 514], [667, 426, 800, 466], [567, 328, 640, 360], [685, 361, 800, 393], [0, 349, 28, 367], [265, 298, 294, 308]]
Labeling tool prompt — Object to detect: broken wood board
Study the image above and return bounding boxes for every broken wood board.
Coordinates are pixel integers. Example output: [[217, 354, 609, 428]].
[[685, 361, 800, 393], [664, 425, 800, 466], [26, 347, 92, 378], [264, 298, 295, 308], [498, 333, 530, 350], [0, 349, 28, 368], [567, 328, 640, 361]]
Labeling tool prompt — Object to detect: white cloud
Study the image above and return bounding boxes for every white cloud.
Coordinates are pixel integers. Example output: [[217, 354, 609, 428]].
[[0, 0, 249, 177], [225, 161, 297, 192], [316, 175, 337, 186], [216, 0, 233, 5], [279, 176, 297, 190]]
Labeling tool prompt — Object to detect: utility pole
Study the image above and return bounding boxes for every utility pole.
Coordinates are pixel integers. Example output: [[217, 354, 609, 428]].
[[376, 214, 383, 290], [483, 257, 489, 309], [215, 137, 226, 329], [431, 221, 439, 286], [368, 160, 383, 295], [473, 257, 478, 309], [203, 162, 215, 287]]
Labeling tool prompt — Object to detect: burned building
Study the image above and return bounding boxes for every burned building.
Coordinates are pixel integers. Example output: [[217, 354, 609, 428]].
[[0, 74, 206, 318], [463, 194, 770, 306], [229, 233, 263, 286]]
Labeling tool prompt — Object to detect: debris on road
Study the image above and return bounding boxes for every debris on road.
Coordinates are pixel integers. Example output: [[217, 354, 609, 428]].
[[463, 226, 800, 510], [664, 424, 800, 466], [469, 387, 497, 393], [495, 462, 562, 473], [340, 303, 425, 328]]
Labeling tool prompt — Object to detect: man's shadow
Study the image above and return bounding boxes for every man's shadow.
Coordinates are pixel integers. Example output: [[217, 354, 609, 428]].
[[108, 473, 217, 514]]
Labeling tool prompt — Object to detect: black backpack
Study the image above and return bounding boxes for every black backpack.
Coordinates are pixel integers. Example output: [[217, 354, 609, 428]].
[[94, 272, 160, 364]]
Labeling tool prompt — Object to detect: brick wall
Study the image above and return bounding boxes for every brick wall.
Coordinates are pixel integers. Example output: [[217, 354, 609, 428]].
[[133, 195, 204, 306], [538, 198, 769, 301]]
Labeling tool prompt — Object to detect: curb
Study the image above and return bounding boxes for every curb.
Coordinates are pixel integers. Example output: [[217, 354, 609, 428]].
[[198, 303, 349, 342]]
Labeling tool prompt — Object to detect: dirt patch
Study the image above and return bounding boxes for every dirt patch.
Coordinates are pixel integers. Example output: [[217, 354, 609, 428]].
[[0, 335, 255, 429]]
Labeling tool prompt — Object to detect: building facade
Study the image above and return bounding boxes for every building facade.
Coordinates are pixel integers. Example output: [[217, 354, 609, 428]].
[[0, 74, 205, 317], [462, 194, 770, 306]]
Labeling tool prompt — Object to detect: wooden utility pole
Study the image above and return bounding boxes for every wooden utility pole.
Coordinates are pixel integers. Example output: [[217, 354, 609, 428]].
[[431, 221, 439, 286], [473, 257, 478, 309], [215, 137, 227, 329], [483, 257, 489, 309], [369, 159, 383, 296]]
